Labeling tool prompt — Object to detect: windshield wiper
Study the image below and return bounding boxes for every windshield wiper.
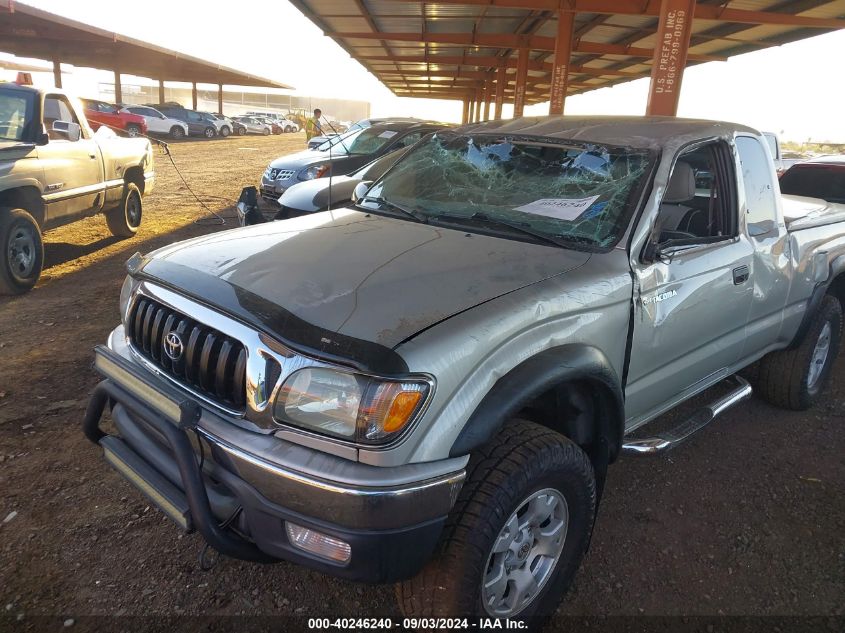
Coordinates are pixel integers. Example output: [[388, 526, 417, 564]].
[[436, 212, 574, 248], [360, 196, 427, 222]]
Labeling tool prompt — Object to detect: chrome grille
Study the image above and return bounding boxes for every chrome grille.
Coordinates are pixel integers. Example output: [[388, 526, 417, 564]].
[[128, 297, 247, 409], [267, 168, 295, 180]]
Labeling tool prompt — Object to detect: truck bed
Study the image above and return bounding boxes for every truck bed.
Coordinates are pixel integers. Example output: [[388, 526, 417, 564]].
[[782, 194, 845, 232]]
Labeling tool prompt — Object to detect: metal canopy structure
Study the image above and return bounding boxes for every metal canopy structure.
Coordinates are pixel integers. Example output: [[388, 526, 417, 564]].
[[0, 0, 292, 112], [290, 0, 845, 122]]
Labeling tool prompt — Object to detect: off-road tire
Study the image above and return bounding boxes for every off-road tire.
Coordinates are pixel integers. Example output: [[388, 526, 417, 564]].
[[105, 182, 142, 239], [126, 124, 141, 137], [755, 295, 842, 410], [396, 419, 595, 623], [0, 207, 44, 295], [170, 126, 185, 139]]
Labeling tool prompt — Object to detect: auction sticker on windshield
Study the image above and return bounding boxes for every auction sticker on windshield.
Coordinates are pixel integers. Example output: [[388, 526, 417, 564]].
[[514, 195, 601, 221]]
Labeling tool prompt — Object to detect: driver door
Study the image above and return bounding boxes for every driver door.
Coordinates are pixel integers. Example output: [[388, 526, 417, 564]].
[[624, 140, 754, 426], [38, 94, 104, 227]]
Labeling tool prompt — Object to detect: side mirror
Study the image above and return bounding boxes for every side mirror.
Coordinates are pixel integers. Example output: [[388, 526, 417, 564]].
[[352, 180, 373, 203], [52, 120, 81, 142]]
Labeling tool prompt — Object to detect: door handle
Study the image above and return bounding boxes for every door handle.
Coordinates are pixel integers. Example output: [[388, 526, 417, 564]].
[[733, 265, 750, 285]]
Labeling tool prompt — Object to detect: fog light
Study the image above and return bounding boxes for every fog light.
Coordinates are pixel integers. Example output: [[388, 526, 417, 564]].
[[285, 522, 351, 564]]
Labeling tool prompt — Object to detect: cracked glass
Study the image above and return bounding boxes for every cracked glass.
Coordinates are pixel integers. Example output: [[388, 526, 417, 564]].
[[362, 132, 653, 249]]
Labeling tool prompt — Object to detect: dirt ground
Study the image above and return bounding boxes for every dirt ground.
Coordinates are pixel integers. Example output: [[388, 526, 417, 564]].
[[0, 134, 842, 630]]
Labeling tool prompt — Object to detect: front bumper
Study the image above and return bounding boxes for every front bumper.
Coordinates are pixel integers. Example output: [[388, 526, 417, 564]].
[[83, 345, 463, 582], [259, 174, 294, 203]]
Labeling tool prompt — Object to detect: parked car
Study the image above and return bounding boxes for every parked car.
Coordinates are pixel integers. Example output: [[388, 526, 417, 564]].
[[81, 98, 147, 137], [256, 116, 283, 135], [233, 116, 272, 136], [260, 121, 447, 203], [0, 82, 154, 294], [155, 105, 218, 138], [120, 105, 188, 139], [262, 147, 408, 220], [779, 154, 845, 204], [204, 112, 232, 137], [307, 117, 421, 148], [231, 119, 247, 136], [83, 116, 845, 619], [278, 117, 300, 133]]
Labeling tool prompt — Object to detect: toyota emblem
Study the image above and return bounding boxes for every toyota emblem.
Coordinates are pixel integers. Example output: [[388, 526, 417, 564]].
[[163, 331, 184, 361]]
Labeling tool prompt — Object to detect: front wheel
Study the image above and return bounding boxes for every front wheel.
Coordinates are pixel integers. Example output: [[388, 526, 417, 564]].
[[397, 420, 595, 621], [285, 126, 294, 133], [755, 295, 842, 410], [204, 127, 216, 138], [220, 126, 231, 137], [262, 128, 270, 136], [105, 182, 142, 238], [0, 208, 44, 295], [237, 127, 246, 136], [126, 124, 141, 137], [170, 125, 185, 139]]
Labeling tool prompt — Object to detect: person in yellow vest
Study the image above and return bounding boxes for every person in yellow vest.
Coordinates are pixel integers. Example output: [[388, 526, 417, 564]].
[[305, 108, 323, 144]]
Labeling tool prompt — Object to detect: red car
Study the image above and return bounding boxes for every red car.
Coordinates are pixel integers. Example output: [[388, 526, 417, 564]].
[[81, 98, 148, 137], [779, 155, 845, 205]]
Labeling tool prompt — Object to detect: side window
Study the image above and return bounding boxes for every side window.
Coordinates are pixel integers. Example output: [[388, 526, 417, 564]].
[[654, 141, 737, 244], [43, 95, 81, 141], [736, 136, 778, 236]]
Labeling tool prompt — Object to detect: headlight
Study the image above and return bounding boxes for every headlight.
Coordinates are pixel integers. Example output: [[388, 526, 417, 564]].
[[119, 274, 134, 322], [273, 367, 431, 444], [299, 164, 330, 181]]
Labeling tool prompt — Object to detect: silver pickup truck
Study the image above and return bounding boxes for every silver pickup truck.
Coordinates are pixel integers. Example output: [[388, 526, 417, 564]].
[[83, 117, 844, 622], [0, 81, 154, 294]]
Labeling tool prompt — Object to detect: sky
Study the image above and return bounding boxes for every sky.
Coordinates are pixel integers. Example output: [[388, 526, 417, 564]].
[[3, 0, 844, 142]]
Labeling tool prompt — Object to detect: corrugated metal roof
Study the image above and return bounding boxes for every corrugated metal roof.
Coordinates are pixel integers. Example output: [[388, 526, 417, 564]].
[[290, 0, 845, 104]]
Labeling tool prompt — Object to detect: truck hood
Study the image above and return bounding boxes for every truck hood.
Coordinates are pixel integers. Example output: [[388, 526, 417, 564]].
[[140, 209, 590, 366]]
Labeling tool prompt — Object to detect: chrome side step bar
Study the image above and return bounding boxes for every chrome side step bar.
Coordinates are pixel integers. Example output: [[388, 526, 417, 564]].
[[622, 375, 752, 455]]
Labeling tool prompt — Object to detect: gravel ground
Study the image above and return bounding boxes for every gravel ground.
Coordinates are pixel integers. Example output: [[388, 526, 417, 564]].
[[0, 134, 842, 631]]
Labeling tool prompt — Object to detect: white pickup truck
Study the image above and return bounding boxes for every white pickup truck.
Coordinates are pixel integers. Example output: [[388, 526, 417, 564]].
[[0, 81, 154, 294]]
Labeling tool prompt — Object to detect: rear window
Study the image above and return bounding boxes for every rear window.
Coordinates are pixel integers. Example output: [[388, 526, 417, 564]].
[[780, 165, 845, 204]]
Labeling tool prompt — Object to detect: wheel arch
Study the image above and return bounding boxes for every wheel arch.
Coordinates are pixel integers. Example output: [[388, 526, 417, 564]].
[[0, 186, 46, 228], [123, 165, 145, 194], [790, 253, 845, 348], [448, 344, 625, 466]]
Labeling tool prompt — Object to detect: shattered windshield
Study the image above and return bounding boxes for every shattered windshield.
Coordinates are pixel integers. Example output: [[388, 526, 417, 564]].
[[361, 133, 653, 249]]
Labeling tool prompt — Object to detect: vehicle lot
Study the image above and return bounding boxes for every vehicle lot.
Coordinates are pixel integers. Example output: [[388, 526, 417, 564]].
[[0, 133, 842, 622]]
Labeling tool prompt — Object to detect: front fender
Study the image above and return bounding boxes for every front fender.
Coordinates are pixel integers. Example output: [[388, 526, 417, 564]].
[[449, 344, 624, 461]]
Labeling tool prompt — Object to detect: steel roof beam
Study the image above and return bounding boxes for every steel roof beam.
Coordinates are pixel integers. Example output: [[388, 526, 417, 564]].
[[382, 0, 845, 28], [332, 32, 727, 61]]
